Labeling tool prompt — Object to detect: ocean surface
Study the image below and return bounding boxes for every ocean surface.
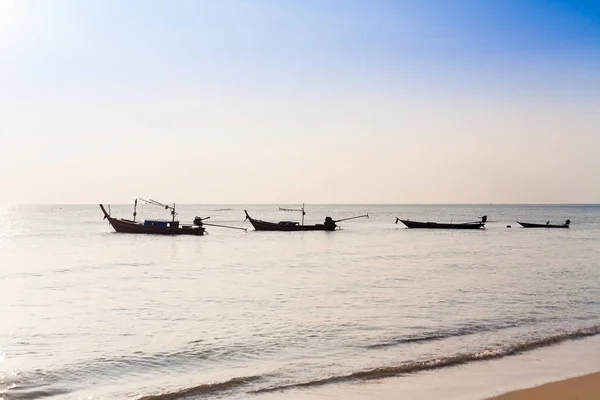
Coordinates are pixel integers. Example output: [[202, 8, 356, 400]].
[[1, 204, 599, 400]]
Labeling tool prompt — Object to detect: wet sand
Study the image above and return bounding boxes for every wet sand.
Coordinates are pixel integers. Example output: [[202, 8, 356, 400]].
[[489, 372, 600, 400]]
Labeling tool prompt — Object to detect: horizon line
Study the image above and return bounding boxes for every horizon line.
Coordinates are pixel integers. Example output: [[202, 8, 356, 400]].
[[2, 203, 600, 206]]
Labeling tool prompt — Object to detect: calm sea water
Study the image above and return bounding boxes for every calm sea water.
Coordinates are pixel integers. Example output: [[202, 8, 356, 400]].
[[1, 204, 599, 399]]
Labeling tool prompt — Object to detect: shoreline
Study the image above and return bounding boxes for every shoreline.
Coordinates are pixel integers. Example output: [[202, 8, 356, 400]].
[[252, 335, 600, 400], [489, 371, 600, 399]]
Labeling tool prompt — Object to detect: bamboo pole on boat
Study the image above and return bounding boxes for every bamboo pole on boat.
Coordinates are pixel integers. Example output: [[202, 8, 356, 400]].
[[334, 214, 369, 223], [201, 222, 247, 232]]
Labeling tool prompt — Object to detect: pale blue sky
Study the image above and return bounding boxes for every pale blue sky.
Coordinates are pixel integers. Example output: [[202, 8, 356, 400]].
[[1, 0, 599, 203]]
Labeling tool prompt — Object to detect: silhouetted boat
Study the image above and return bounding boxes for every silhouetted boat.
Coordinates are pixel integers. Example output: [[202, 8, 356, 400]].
[[100, 203, 205, 235], [396, 216, 487, 230], [517, 220, 570, 228], [100, 199, 246, 236], [244, 207, 368, 232]]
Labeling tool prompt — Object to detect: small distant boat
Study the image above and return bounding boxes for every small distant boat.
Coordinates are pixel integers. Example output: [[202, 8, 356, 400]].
[[244, 205, 368, 232], [245, 211, 335, 231], [517, 219, 570, 229], [100, 199, 246, 236], [396, 216, 487, 230]]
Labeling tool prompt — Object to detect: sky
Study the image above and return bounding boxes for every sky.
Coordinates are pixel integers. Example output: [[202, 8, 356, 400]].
[[1, 0, 599, 204]]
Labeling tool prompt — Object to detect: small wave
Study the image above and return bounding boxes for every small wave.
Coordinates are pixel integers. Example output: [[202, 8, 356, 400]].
[[138, 375, 263, 400], [10, 340, 266, 393], [253, 325, 600, 394], [366, 318, 538, 349], [1, 384, 71, 400]]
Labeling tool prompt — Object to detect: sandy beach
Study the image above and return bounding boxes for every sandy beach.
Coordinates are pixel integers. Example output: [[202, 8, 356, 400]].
[[489, 372, 600, 400]]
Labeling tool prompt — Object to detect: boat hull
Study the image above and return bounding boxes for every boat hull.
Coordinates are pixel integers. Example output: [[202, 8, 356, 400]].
[[398, 219, 484, 230], [517, 222, 569, 229], [100, 205, 205, 236], [244, 210, 335, 231]]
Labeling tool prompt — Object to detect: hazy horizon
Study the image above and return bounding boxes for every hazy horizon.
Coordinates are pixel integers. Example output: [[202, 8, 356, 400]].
[[2, 0, 599, 204], [3, 202, 600, 206]]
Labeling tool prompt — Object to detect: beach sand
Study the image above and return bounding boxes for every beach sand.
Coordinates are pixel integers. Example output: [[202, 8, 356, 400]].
[[489, 372, 600, 400]]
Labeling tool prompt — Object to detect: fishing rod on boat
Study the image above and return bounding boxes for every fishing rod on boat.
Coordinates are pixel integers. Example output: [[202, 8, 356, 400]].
[[334, 214, 369, 223], [139, 198, 174, 210], [138, 198, 178, 221]]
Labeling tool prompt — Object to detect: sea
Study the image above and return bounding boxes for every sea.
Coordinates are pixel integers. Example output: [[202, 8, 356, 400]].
[[1, 204, 599, 400]]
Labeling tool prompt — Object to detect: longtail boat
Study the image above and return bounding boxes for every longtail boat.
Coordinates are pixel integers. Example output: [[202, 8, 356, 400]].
[[100, 199, 246, 235], [244, 205, 368, 232], [396, 216, 487, 230], [517, 219, 570, 228]]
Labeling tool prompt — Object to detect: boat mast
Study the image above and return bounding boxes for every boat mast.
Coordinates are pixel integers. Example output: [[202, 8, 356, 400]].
[[302, 203, 305, 226], [133, 198, 138, 222]]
